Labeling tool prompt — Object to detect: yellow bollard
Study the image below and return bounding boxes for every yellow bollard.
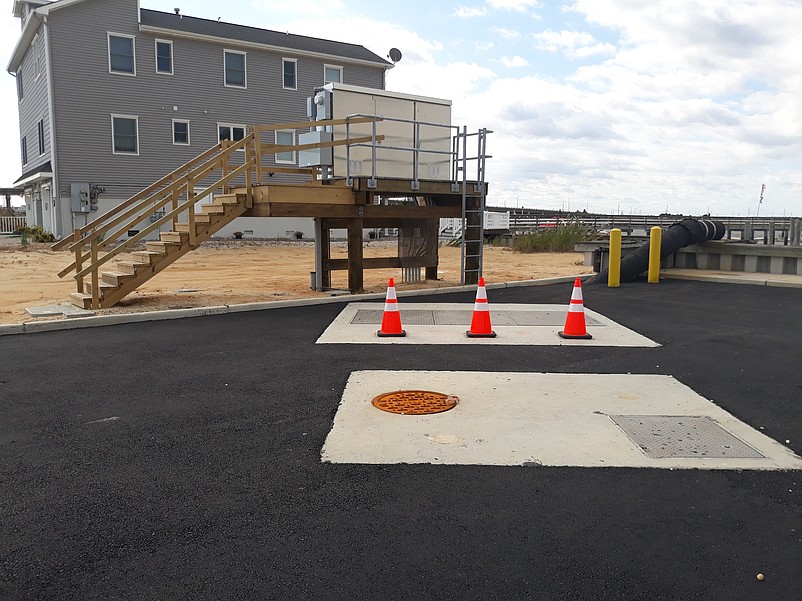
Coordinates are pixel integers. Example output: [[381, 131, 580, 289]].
[[608, 228, 622, 288], [648, 226, 662, 283]]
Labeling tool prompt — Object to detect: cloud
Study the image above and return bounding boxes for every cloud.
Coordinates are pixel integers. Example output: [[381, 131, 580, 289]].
[[492, 27, 521, 40], [250, 0, 344, 12], [453, 5, 487, 18], [499, 56, 529, 68], [475, 41, 495, 51], [532, 29, 616, 59], [487, 0, 543, 12]]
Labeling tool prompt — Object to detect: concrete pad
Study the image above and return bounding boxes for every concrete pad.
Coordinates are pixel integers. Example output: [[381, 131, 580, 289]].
[[321, 371, 802, 470], [316, 303, 659, 347], [25, 304, 95, 318]]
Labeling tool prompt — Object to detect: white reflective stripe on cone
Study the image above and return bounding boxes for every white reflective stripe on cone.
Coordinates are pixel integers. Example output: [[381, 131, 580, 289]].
[[571, 287, 583, 301], [384, 302, 399, 312], [386, 287, 397, 300], [474, 301, 490, 312], [476, 287, 488, 301], [568, 304, 585, 312]]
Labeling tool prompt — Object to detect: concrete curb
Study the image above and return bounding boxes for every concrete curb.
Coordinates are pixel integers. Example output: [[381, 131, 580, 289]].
[[0, 274, 594, 337]]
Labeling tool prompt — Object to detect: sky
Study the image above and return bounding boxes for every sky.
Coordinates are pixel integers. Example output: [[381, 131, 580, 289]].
[[2, 0, 800, 216]]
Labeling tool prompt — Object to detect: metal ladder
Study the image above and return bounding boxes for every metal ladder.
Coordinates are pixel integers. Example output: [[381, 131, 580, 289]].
[[456, 127, 491, 285]]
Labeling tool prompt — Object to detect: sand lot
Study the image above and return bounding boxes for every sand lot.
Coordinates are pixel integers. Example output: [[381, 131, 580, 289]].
[[0, 238, 592, 324]]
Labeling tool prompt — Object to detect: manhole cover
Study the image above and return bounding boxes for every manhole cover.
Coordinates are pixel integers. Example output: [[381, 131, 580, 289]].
[[372, 390, 459, 415]]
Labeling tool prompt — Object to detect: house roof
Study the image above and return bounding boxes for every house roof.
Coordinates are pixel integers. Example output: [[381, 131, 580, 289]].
[[14, 161, 52, 186], [139, 9, 391, 67], [8, 2, 392, 73]]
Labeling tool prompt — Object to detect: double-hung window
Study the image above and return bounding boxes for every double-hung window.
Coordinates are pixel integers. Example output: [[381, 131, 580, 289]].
[[275, 130, 295, 164], [21, 137, 28, 165], [155, 40, 173, 74], [16, 69, 23, 101], [108, 33, 136, 75], [111, 115, 139, 155], [224, 50, 246, 88], [172, 120, 190, 145], [282, 58, 297, 90], [324, 64, 342, 84], [218, 124, 246, 150]]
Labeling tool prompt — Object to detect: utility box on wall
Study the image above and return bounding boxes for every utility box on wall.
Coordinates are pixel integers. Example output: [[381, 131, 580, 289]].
[[307, 83, 453, 181], [70, 183, 91, 213]]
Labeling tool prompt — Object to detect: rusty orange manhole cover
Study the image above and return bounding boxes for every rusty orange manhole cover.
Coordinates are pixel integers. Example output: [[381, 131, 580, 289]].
[[371, 390, 459, 415]]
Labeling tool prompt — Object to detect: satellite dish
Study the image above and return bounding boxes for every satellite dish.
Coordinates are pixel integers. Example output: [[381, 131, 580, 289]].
[[388, 48, 402, 63]]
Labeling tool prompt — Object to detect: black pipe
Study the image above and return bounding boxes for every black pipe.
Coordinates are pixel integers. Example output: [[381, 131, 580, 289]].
[[589, 219, 726, 284]]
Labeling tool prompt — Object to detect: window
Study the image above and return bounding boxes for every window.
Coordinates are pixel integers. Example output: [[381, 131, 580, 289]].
[[35, 35, 43, 78], [155, 40, 173, 74], [37, 119, 45, 155], [16, 70, 23, 101], [324, 64, 342, 83], [21, 137, 28, 165], [172, 120, 190, 145], [111, 115, 139, 154], [224, 50, 246, 88], [282, 58, 297, 90], [275, 130, 295, 164], [108, 34, 135, 75], [218, 124, 246, 149]]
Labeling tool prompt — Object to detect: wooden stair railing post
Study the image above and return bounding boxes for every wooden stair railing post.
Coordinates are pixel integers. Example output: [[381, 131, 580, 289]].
[[187, 173, 196, 247], [221, 140, 231, 194], [73, 229, 85, 294], [246, 134, 254, 208], [90, 236, 99, 309], [171, 172, 179, 230], [254, 127, 263, 185]]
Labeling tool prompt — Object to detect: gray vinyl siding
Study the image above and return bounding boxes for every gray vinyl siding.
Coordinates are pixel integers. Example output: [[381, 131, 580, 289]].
[[47, 0, 386, 201], [16, 24, 50, 171]]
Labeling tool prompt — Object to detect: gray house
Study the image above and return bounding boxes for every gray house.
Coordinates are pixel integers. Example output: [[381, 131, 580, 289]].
[[8, 0, 390, 239]]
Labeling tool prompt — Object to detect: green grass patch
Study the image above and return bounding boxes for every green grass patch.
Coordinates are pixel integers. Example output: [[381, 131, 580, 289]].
[[512, 223, 593, 253]]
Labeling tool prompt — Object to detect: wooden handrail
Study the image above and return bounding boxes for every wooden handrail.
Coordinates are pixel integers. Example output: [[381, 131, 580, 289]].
[[250, 116, 382, 134], [51, 143, 226, 250], [73, 161, 253, 280], [59, 135, 252, 278]]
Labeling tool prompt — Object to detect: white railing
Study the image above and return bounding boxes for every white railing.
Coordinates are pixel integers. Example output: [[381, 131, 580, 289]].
[[0, 216, 26, 234]]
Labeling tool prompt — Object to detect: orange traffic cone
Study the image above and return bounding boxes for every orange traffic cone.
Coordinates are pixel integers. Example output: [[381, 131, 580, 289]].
[[466, 277, 497, 338], [558, 278, 592, 339], [377, 278, 406, 337]]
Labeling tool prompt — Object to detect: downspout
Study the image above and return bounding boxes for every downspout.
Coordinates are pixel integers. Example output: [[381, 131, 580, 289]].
[[43, 16, 63, 239]]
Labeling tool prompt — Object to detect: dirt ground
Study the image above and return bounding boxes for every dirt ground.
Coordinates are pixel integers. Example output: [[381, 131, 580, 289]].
[[0, 238, 592, 325]]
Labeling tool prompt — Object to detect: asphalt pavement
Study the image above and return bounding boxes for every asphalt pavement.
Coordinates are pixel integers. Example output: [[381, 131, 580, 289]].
[[1, 278, 800, 600]]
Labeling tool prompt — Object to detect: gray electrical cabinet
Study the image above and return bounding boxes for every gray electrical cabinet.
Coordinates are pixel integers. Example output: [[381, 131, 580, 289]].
[[70, 182, 91, 213]]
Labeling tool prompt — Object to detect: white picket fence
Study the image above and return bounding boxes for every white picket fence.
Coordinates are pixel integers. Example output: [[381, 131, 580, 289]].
[[0, 216, 26, 234]]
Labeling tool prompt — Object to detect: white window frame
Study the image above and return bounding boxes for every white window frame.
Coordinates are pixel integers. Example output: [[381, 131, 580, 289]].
[[217, 123, 247, 151], [21, 136, 28, 166], [34, 34, 43, 79], [274, 130, 295, 164], [111, 114, 140, 155], [155, 39, 173, 75], [223, 49, 247, 88], [108, 32, 136, 76], [323, 64, 343, 84], [172, 119, 190, 146], [282, 58, 297, 90]]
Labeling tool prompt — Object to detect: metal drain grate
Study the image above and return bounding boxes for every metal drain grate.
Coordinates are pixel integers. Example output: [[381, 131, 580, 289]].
[[351, 309, 602, 327], [372, 390, 459, 415], [610, 415, 765, 459]]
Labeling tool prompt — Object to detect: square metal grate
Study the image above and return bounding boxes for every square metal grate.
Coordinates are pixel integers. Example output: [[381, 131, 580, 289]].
[[351, 309, 602, 327], [610, 415, 765, 459]]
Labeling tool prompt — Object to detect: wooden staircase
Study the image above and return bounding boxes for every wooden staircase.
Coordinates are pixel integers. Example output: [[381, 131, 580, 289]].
[[52, 115, 383, 308], [69, 193, 247, 309]]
